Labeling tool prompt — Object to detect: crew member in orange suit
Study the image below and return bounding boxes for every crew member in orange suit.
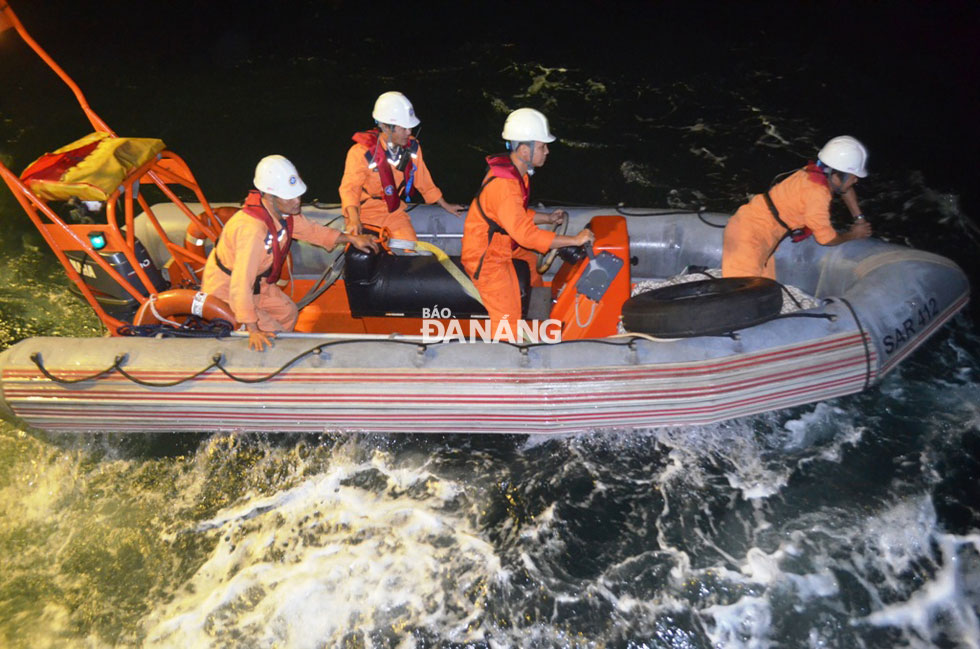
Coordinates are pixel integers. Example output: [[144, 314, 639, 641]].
[[722, 135, 873, 280], [461, 108, 594, 333], [202, 155, 378, 351], [339, 91, 465, 242]]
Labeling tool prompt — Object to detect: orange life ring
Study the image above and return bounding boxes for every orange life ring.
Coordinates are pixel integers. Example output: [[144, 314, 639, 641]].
[[133, 289, 238, 328]]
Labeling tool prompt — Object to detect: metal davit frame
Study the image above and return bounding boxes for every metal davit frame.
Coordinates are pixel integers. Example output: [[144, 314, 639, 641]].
[[0, 2, 224, 333]]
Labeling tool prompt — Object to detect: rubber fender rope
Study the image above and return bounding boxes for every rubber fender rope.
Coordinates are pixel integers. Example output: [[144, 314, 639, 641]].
[[620, 206, 715, 221], [29, 353, 123, 384], [113, 355, 224, 387], [529, 198, 706, 219], [769, 312, 836, 321], [696, 208, 728, 229], [30, 335, 665, 388], [30, 353, 223, 388], [827, 296, 873, 390], [213, 348, 328, 384], [31, 339, 420, 387]]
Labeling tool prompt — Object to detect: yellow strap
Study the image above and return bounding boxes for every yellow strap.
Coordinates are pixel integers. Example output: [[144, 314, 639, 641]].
[[413, 240, 484, 305]]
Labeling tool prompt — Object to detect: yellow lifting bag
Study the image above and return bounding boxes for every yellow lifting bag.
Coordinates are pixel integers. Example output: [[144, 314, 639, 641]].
[[20, 131, 166, 202]]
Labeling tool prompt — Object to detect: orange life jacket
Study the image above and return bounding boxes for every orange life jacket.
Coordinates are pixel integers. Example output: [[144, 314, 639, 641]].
[[470, 154, 529, 279], [351, 129, 418, 212], [763, 162, 829, 244], [215, 190, 294, 292]]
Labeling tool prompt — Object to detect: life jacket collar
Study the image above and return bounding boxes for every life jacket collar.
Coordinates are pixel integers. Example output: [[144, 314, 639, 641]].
[[352, 129, 418, 212], [806, 161, 831, 188], [485, 153, 528, 209]]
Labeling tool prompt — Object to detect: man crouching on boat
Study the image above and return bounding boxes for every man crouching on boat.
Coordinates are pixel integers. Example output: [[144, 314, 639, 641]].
[[722, 135, 873, 280], [202, 155, 378, 351], [461, 108, 594, 335]]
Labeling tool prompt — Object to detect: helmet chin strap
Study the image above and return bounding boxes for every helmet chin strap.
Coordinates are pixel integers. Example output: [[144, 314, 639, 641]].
[[379, 123, 407, 165], [520, 143, 536, 175], [506, 141, 536, 174], [262, 193, 295, 219]]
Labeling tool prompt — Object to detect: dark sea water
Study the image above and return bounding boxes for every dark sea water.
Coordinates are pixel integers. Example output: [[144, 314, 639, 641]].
[[1, 2, 979, 647]]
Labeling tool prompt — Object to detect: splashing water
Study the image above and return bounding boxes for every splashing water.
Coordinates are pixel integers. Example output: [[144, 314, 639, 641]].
[[1, 6, 979, 647]]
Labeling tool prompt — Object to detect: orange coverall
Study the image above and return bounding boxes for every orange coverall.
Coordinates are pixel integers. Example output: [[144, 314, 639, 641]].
[[722, 169, 837, 279], [461, 171, 556, 331], [338, 135, 443, 241], [201, 209, 341, 332]]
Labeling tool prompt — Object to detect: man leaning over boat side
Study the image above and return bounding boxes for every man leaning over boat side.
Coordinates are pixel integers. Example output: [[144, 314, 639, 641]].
[[338, 91, 466, 243], [201, 155, 378, 351], [461, 108, 594, 334], [722, 135, 873, 280]]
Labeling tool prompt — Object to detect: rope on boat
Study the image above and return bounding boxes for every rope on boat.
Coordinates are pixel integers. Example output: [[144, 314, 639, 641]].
[[534, 198, 712, 220], [27, 335, 669, 387], [528, 199, 733, 228], [696, 209, 728, 228], [29, 352, 223, 388], [116, 317, 235, 338], [827, 297, 874, 390], [212, 347, 332, 384], [779, 283, 804, 310], [144, 294, 182, 328], [29, 353, 122, 384], [574, 294, 598, 329], [114, 355, 224, 387], [768, 312, 836, 322]]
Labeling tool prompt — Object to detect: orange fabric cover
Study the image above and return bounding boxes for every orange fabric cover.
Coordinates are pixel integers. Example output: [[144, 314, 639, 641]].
[[461, 171, 556, 329], [20, 132, 165, 201], [338, 133, 442, 241], [722, 169, 836, 279], [201, 208, 341, 329]]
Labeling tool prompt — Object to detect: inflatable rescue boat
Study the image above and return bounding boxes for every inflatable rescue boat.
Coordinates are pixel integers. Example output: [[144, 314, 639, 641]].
[[0, 2, 970, 434], [0, 198, 969, 434]]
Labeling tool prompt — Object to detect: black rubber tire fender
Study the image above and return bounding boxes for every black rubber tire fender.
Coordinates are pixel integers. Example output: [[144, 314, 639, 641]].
[[622, 277, 783, 337]]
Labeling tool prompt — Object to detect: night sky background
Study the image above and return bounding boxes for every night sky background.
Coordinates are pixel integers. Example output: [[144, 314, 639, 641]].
[[4, 1, 978, 217]]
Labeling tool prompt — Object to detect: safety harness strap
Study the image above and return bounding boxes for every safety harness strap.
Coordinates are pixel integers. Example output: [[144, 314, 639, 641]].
[[470, 155, 529, 280], [214, 252, 269, 295], [472, 176, 509, 280], [762, 181, 813, 261]]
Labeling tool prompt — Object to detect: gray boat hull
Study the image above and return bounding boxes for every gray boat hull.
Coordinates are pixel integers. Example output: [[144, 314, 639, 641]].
[[0, 205, 968, 433]]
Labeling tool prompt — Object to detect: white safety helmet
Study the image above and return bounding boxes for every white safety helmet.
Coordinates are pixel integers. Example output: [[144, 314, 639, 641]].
[[373, 91, 420, 128], [253, 155, 307, 200], [502, 108, 556, 143], [817, 136, 868, 178]]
